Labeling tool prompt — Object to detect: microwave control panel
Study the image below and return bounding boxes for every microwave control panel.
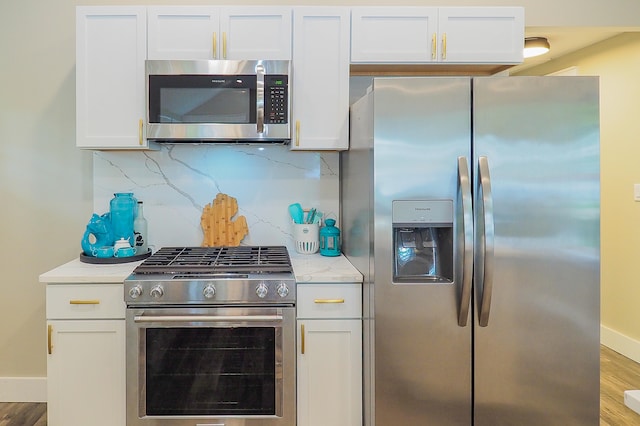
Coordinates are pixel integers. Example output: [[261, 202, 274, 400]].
[[265, 75, 288, 124]]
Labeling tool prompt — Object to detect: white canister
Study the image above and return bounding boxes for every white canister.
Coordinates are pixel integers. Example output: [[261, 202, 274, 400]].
[[292, 223, 319, 254]]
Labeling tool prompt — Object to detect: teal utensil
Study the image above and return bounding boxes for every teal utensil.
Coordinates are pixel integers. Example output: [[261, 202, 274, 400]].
[[288, 203, 304, 224], [306, 208, 317, 224]]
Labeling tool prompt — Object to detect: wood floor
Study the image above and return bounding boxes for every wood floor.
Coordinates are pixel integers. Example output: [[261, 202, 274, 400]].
[[600, 345, 640, 425], [1, 345, 639, 425], [0, 402, 46, 426]]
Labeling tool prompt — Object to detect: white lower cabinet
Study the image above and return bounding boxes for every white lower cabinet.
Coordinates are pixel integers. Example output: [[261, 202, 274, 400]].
[[46, 284, 126, 426], [297, 283, 362, 426]]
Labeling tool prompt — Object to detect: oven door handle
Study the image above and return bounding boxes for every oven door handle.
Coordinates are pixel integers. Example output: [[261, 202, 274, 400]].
[[134, 315, 283, 323]]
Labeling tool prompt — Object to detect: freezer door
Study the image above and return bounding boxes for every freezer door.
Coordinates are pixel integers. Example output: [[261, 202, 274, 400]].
[[369, 77, 472, 426], [472, 76, 600, 425]]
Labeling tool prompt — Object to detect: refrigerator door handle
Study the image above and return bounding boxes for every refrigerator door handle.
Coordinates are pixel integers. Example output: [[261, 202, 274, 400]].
[[476, 156, 495, 327], [457, 156, 473, 327]]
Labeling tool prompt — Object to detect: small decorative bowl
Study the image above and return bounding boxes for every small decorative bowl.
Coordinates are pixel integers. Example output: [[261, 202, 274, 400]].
[[115, 246, 136, 257]]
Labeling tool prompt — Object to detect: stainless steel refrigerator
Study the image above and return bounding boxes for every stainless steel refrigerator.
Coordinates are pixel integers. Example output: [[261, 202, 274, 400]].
[[341, 76, 600, 425]]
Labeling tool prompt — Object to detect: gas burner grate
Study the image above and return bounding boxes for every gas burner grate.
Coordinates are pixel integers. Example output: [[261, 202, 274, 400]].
[[133, 246, 293, 275]]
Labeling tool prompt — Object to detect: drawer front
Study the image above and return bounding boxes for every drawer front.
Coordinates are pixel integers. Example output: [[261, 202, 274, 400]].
[[47, 284, 125, 320], [297, 284, 361, 319]]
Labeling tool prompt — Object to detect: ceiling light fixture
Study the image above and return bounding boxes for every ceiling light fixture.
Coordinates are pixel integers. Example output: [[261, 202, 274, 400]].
[[524, 37, 550, 58]]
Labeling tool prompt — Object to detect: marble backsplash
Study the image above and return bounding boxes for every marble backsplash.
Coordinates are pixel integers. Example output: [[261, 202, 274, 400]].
[[93, 144, 339, 252]]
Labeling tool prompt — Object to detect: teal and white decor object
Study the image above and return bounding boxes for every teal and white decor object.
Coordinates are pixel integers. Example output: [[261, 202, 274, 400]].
[[319, 218, 340, 257]]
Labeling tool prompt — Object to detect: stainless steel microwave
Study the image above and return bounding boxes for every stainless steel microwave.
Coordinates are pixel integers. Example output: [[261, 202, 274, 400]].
[[146, 60, 290, 143]]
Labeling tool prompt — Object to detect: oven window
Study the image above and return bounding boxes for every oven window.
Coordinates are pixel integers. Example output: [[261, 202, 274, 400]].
[[145, 327, 276, 416]]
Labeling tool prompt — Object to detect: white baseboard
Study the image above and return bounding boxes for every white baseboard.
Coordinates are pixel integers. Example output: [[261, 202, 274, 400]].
[[601, 325, 640, 364], [0, 377, 46, 402]]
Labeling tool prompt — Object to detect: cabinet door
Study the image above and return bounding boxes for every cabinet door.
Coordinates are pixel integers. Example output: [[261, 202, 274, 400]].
[[438, 7, 524, 63], [221, 7, 292, 60], [148, 6, 220, 60], [291, 7, 350, 150], [350, 7, 439, 62], [148, 6, 291, 60], [76, 6, 148, 149], [47, 320, 125, 426], [297, 319, 362, 426]]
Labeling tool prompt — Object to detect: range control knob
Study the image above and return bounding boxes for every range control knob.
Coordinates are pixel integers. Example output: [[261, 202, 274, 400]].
[[203, 284, 216, 299], [256, 282, 269, 299], [128, 285, 143, 299], [276, 282, 290, 298], [150, 285, 164, 299]]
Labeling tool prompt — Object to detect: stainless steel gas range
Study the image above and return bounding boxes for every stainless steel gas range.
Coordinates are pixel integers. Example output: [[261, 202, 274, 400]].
[[124, 246, 296, 426]]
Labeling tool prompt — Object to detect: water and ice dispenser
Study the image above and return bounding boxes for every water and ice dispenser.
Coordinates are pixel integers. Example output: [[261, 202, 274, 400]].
[[392, 200, 454, 283]]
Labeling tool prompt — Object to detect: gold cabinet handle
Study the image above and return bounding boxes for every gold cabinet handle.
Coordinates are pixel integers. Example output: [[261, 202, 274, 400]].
[[213, 32, 218, 58], [431, 33, 436, 60], [301, 323, 305, 354], [47, 324, 53, 354], [295, 120, 300, 147], [138, 118, 143, 146], [314, 299, 345, 304], [223, 32, 227, 59], [69, 300, 101, 305], [442, 33, 447, 60]]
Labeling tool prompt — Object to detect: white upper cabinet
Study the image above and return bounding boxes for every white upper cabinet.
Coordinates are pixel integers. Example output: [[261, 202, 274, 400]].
[[148, 6, 292, 60], [75, 5, 522, 151], [351, 7, 439, 63], [438, 7, 524, 63], [291, 7, 350, 151], [76, 6, 149, 149], [147, 6, 219, 60], [351, 6, 524, 64], [221, 7, 292, 60]]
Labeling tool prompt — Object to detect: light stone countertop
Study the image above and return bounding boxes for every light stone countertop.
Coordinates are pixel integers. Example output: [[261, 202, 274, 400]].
[[39, 252, 363, 284], [39, 258, 144, 283], [290, 253, 362, 284]]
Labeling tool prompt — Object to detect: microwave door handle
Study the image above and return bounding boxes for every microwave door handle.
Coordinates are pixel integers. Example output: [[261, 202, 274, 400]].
[[256, 64, 265, 134], [476, 156, 495, 327], [457, 156, 473, 327]]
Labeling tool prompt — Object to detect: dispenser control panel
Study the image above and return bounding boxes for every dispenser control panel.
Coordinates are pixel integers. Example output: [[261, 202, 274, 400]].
[[392, 200, 453, 225]]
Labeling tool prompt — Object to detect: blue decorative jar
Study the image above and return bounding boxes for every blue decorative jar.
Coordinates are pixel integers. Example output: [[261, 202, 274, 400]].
[[319, 219, 341, 257], [110, 193, 136, 247]]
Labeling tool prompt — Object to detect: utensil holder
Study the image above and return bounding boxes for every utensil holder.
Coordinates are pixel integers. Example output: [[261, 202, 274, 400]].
[[293, 223, 319, 254]]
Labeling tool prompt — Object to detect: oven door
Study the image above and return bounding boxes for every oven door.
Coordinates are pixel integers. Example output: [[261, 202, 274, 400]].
[[126, 306, 296, 426]]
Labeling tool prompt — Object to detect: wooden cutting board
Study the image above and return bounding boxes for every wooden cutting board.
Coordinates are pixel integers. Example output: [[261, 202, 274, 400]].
[[200, 193, 248, 247]]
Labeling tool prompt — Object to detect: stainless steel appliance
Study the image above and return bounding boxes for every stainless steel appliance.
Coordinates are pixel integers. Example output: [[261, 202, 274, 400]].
[[124, 246, 296, 426], [146, 60, 290, 143], [342, 76, 600, 425]]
